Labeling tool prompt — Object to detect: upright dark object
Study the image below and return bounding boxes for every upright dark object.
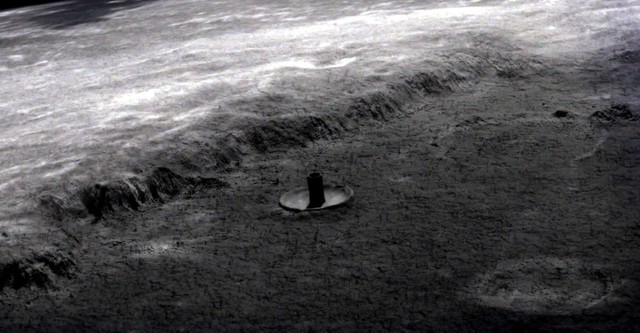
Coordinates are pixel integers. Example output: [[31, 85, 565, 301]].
[[306, 172, 326, 208], [279, 174, 353, 212]]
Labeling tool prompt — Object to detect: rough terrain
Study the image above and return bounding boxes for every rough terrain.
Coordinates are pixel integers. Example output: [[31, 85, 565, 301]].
[[0, 0, 639, 331]]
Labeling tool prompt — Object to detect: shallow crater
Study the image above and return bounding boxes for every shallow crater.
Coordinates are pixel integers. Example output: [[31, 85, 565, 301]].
[[466, 257, 624, 315]]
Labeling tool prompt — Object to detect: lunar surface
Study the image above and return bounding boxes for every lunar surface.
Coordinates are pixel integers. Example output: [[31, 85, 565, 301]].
[[0, 0, 639, 331]]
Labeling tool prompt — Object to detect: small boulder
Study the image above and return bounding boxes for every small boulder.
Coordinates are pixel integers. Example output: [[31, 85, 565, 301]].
[[553, 110, 574, 118]]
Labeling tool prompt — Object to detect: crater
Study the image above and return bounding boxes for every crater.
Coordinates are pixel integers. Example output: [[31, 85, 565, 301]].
[[466, 257, 623, 315]]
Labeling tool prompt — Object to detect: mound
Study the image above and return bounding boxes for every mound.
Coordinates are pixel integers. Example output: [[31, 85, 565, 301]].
[[75, 167, 228, 221], [590, 103, 638, 123], [0, 251, 75, 291]]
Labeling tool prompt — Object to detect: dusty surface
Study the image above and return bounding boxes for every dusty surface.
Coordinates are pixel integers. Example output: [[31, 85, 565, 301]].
[[2, 39, 640, 331], [1, 0, 640, 332], [1, 0, 639, 257]]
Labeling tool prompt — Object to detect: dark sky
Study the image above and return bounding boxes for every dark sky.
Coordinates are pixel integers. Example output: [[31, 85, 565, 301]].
[[0, 1, 64, 10]]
